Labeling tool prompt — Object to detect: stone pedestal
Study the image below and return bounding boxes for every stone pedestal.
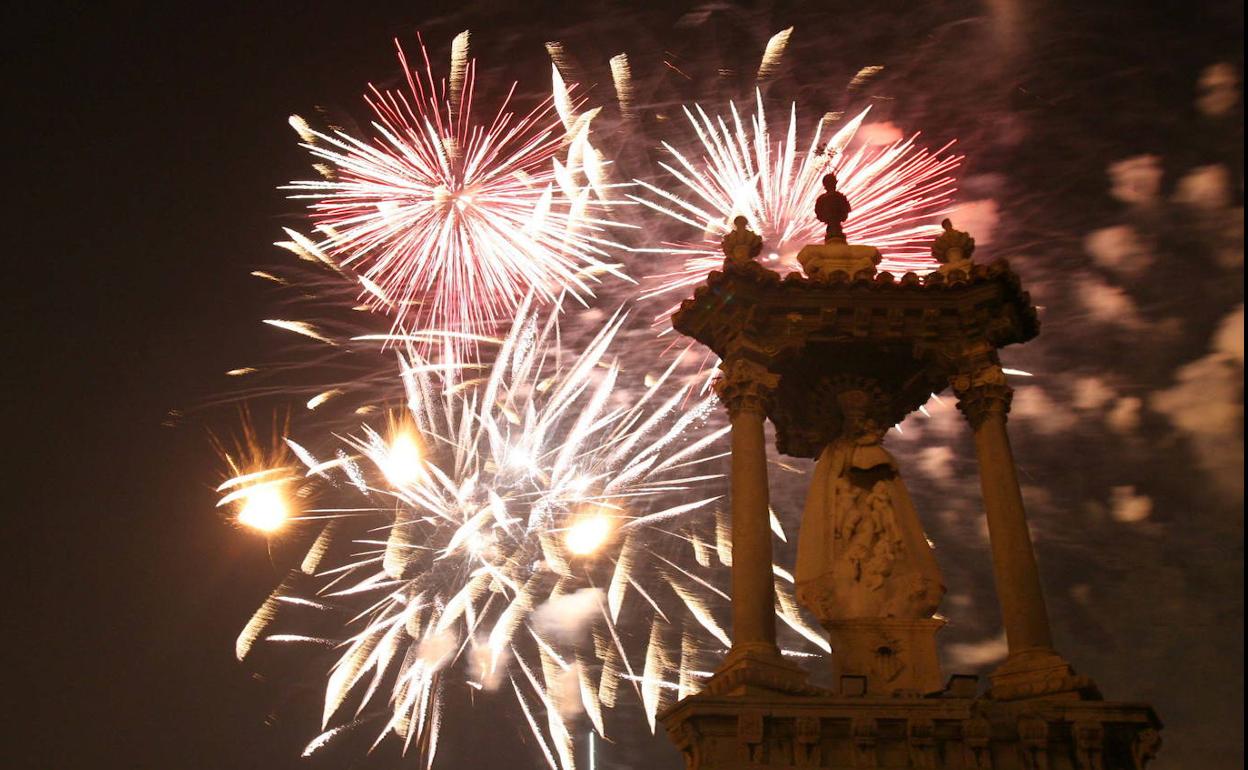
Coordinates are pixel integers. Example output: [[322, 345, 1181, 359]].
[[990, 648, 1100, 702], [795, 238, 881, 280], [824, 618, 945, 697], [661, 690, 1161, 770]]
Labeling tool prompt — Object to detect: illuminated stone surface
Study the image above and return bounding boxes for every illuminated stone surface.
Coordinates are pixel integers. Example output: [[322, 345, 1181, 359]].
[[662, 228, 1161, 768]]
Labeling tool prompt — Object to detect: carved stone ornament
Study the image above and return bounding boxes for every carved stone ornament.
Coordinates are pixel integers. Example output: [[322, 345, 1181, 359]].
[[661, 698, 1160, 770], [738, 710, 764, 742], [794, 396, 946, 622], [932, 217, 977, 276], [988, 648, 1100, 701], [795, 716, 822, 767], [908, 718, 937, 769], [738, 710, 765, 764], [949, 355, 1012, 430], [961, 716, 993, 769], [1074, 721, 1106, 770], [712, 357, 780, 416], [1131, 728, 1162, 769], [668, 719, 702, 770], [1017, 716, 1050, 770], [721, 215, 764, 263], [852, 717, 879, 769], [796, 240, 882, 281]]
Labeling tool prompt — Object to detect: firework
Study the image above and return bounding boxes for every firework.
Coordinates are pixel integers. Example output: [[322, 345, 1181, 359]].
[[631, 94, 962, 321], [215, 414, 304, 538], [223, 28, 948, 769], [285, 33, 629, 361], [229, 300, 815, 768]]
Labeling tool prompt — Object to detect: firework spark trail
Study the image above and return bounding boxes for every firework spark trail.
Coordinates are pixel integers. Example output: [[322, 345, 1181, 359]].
[[609, 54, 635, 122], [631, 94, 962, 324], [284, 35, 632, 363], [756, 27, 793, 82], [227, 301, 783, 768], [213, 29, 981, 769]]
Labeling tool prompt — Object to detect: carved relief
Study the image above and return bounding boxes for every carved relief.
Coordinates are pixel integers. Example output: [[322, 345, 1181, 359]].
[[1131, 728, 1162, 769], [1017, 716, 1049, 770], [908, 718, 937, 769], [1073, 721, 1105, 770], [851, 717, 878, 769], [944, 341, 1014, 430], [738, 710, 765, 764], [662, 708, 1158, 770], [795, 389, 945, 622], [962, 716, 994, 769], [668, 718, 701, 770], [794, 716, 822, 767], [713, 357, 779, 416]]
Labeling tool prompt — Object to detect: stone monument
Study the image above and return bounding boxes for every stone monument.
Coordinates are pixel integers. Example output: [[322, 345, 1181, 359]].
[[659, 207, 1161, 768]]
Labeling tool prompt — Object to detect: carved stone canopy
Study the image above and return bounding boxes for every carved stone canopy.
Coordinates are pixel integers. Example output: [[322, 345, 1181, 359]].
[[672, 258, 1039, 458]]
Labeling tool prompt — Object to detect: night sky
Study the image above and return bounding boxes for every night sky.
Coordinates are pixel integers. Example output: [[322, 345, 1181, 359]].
[[9, 2, 1243, 769]]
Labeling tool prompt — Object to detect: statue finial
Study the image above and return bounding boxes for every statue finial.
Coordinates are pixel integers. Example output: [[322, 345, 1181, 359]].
[[931, 218, 976, 274], [720, 216, 763, 263], [815, 173, 852, 242]]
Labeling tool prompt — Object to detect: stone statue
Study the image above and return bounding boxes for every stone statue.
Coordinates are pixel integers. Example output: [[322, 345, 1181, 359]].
[[795, 390, 945, 621], [720, 215, 763, 263], [797, 174, 881, 279], [931, 218, 976, 275], [814, 174, 852, 242]]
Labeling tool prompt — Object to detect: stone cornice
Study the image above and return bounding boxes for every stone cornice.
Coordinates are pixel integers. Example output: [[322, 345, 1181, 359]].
[[670, 258, 1039, 458], [671, 257, 1040, 356]]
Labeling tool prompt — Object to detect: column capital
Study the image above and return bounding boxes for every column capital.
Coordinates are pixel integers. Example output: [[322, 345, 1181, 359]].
[[935, 340, 1012, 429], [714, 357, 779, 417], [950, 361, 1012, 430]]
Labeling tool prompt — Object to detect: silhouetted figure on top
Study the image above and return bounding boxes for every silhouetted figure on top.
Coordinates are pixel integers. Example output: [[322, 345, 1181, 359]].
[[721, 215, 763, 263], [815, 173, 851, 242]]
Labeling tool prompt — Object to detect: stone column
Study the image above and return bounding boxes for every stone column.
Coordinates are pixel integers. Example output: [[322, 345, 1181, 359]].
[[708, 356, 812, 695], [951, 359, 1052, 653], [714, 357, 781, 657], [950, 348, 1097, 699]]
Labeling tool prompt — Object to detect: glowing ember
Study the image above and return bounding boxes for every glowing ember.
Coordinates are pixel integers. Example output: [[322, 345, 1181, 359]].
[[379, 429, 423, 488], [565, 514, 614, 555], [236, 484, 290, 533]]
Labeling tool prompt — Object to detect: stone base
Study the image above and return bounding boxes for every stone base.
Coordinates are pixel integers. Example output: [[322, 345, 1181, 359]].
[[990, 648, 1102, 702], [824, 617, 945, 697], [795, 239, 882, 280], [661, 687, 1161, 769], [705, 643, 826, 697]]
